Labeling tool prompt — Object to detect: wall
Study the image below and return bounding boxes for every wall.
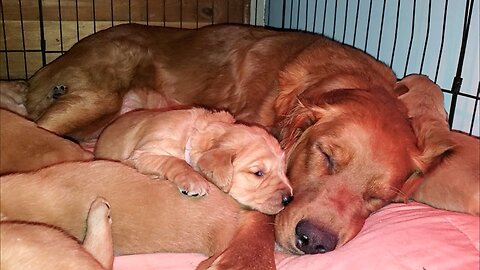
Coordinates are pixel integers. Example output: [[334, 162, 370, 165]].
[[265, 0, 479, 135]]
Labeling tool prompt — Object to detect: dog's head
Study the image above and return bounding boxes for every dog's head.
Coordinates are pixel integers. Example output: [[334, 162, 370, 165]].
[[273, 86, 446, 254], [196, 124, 293, 215]]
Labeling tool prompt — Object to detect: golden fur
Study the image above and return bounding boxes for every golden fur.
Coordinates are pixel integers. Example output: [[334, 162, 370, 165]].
[[1, 197, 113, 270], [0, 80, 28, 116], [95, 107, 292, 215], [0, 109, 93, 175], [23, 24, 446, 254], [0, 161, 275, 270], [395, 74, 479, 215]]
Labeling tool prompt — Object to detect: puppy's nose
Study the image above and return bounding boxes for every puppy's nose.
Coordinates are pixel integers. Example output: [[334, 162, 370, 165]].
[[282, 194, 293, 206], [295, 219, 338, 254]]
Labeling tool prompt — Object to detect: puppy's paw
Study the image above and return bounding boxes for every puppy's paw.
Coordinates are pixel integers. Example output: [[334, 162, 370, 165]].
[[84, 196, 114, 270], [176, 172, 210, 197], [87, 197, 112, 227]]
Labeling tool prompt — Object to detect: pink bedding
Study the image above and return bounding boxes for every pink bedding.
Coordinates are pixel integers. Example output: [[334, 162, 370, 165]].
[[114, 202, 479, 269]]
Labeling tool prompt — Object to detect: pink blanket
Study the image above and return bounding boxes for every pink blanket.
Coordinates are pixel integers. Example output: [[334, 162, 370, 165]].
[[114, 202, 479, 269]]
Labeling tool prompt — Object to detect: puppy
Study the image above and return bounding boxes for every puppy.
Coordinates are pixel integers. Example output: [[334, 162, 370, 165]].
[[0, 160, 276, 270], [95, 107, 293, 215], [395, 74, 479, 215], [1, 197, 113, 270], [0, 80, 28, 116], [0, 109, 93, 175], [24, 24, 442, 253]]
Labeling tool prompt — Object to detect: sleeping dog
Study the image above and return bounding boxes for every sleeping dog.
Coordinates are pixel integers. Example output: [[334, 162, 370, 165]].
[[95, 107, 293, 215], [22, 24, 449, 254], [0, 110, 276, 269]]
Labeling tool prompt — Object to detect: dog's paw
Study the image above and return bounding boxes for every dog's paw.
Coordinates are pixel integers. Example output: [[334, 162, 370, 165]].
[[176, 172, 210, 197], [87, 197, 112, 227]]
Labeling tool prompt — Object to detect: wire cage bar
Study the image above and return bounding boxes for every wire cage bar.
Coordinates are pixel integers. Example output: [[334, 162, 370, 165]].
[[0, 0, 478, 135]]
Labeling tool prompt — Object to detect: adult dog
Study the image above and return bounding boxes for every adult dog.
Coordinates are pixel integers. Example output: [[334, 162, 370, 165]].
[[395, 74, 479, 215], [24, 24, 446, 254]]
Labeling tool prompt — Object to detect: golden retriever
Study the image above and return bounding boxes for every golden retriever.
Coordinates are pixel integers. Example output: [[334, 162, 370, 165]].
[[1, 197, 113, 270], [395, 74, 479, 215], [0, 109, 93, 175], [0, 160, 276, 270], [24, 24, 445, 254], [95, 107, 293, 215]]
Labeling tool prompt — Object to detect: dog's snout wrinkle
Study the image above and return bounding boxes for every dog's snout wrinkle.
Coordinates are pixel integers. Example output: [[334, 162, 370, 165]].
[[295, 219, 338, 254]]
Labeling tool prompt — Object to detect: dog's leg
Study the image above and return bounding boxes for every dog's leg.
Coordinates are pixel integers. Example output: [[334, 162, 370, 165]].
[[35, 90, 122, 140], [82, 197, 114, 270], [197, 211, 276, 270], [128, 152, 210, 196]]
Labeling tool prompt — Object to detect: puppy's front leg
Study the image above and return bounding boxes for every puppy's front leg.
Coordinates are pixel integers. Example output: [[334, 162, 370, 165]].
[[128, 152, 210, 196]]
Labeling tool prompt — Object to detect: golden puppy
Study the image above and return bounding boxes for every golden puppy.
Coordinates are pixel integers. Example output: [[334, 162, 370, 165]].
[[1, 197, 113, 270], [0, 80, 28, 116], [0, 161, 276, 270], [95, 107, 292, 215], [0, 109, 93, 175], [24, 24, 443, 254], [395, 74, 479, 215]]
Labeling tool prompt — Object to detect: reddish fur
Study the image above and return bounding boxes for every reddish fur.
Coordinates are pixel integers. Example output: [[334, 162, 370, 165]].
[[19, 24, 454, 259]]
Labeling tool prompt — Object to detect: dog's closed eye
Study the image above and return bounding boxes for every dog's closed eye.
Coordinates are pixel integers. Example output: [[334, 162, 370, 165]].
[[317, 144, 335, 173]]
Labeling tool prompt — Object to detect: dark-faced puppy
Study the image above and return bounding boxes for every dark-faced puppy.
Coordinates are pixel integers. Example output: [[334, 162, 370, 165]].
[[24, 24, 442, 254]]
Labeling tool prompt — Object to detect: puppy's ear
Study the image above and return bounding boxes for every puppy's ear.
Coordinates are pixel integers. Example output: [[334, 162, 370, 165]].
[[196, 148, 235, 193]]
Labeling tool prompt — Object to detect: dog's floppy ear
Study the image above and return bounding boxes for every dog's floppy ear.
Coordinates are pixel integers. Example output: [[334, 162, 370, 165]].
[[413, 122, 457, 171], [279, 102, 322, 151], [196, 148, 235, 193]]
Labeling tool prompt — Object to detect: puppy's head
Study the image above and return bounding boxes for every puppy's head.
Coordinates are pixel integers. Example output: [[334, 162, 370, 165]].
[[394, 74, 447, 122], [395, 74, 456, 168], [274, 88, 432, 254], [196, 124, 293, 215]]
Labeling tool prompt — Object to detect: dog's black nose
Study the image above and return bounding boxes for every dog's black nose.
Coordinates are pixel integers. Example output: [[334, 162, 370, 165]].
[[282, 194, 293, 206], [295, 219, 338, 254]]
